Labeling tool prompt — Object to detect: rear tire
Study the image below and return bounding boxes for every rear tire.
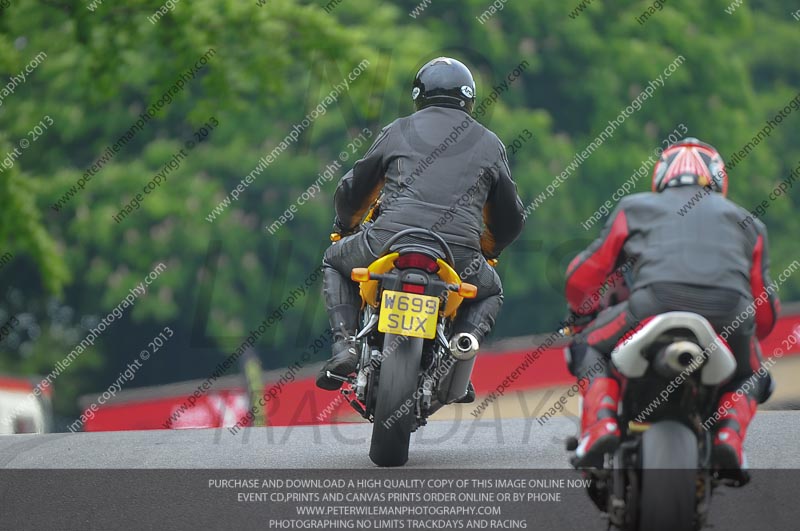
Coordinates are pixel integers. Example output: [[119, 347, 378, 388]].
[[638, 420, 698, 531], [369, 334, 423, 467]]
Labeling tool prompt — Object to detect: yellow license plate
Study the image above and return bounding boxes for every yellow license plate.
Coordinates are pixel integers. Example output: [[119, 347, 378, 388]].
[[378, 290, 440, 339]]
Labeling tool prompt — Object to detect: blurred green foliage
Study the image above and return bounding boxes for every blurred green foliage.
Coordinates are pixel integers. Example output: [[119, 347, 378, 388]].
[[0, 0, 798, 417]]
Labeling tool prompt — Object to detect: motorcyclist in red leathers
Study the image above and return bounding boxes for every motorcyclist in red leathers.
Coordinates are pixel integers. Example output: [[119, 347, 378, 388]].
[[565, 138, 778, 480]]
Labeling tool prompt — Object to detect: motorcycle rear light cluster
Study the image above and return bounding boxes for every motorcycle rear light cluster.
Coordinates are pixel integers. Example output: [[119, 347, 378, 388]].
[[395, 253, 439, 273], [401, 283, 426, 294]]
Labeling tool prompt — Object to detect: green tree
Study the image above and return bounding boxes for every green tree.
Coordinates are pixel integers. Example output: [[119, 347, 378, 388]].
[[1, 0, 798, 420]]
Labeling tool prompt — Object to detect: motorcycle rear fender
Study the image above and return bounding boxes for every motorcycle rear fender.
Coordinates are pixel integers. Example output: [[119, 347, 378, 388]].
[[355, 254, 465, 318], [435, 258, 467, 318], [357, 252, 399, 309], [611, 311, 737, 385]]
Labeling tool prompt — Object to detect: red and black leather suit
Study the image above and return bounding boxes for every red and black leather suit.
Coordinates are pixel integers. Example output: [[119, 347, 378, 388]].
[[566, 184, 778, 402]]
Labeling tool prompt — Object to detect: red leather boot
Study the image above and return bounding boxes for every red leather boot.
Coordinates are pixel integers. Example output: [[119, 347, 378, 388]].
[[713, 391, 756, 483], [574, 377, 621, 467]]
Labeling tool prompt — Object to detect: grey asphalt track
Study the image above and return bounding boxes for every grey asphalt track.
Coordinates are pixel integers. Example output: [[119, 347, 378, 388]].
[[1, 413, 799, 530], [0, 411, 797, 469]]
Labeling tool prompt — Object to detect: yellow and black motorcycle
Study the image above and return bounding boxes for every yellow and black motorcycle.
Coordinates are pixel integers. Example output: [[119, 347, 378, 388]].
[[327, 227, 478, 467]]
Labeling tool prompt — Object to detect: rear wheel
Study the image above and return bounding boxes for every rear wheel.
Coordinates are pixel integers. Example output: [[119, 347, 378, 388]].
[[638, 420, 698, 531], [369, 334, 423, 467]]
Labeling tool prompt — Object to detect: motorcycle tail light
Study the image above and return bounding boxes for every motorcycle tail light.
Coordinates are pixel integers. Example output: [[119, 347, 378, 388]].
[[401, 283, 426, 294], [395, 253, 439, 273]]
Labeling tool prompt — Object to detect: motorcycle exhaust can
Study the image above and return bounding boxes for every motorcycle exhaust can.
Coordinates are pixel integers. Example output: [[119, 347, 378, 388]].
[[439, 333, 479, 403], [441, 357, 476, 404], [450, 332, 479, 360], [653, 340, 705, 378]]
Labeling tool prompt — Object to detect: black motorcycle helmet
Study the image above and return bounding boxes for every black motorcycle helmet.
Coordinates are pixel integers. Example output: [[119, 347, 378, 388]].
[[412, 57, 476, 113]]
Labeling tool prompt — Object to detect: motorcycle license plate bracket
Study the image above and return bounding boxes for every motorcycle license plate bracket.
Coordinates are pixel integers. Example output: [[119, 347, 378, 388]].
[[377, 290, 439, 339]]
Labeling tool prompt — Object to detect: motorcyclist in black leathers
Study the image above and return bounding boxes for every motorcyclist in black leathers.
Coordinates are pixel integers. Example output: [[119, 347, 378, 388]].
[[316, 57, 525, 392], [565, 138, 778, 479]]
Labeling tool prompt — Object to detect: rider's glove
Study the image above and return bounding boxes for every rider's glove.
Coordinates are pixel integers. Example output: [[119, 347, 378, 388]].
[[332, 217, 356, 237], [564, 309, 597, 334]]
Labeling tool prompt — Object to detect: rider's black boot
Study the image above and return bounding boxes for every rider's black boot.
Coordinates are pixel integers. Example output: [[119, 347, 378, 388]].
[[316, 334, 359, 391]]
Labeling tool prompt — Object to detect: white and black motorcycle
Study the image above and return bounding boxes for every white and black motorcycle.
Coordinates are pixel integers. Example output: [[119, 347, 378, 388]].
[[567, 311, 744, 531]]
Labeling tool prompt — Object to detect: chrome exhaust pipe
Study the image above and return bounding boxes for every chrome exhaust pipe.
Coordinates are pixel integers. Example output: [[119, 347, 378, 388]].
[[653, 340, 705, 378], [450, 332, 479, 361]]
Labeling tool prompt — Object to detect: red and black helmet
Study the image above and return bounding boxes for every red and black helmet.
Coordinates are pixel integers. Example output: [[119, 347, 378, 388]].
[[652, 138, 728, 196]]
